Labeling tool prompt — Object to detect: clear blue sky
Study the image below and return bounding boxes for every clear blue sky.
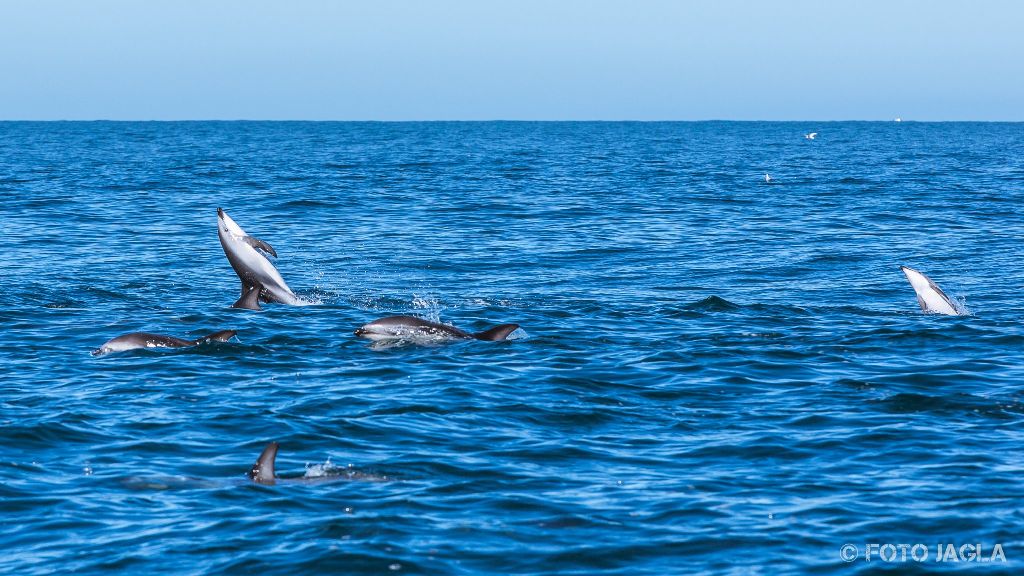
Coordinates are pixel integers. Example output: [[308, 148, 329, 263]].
[[1, 0, 1020, 120]]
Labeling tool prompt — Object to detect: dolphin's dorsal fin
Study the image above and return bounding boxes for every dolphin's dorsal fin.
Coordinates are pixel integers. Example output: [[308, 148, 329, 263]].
[[473, 324, 520, 341], [194, 330, 237, 344], [232, 284, 262, 310], [244, 236, 278, 258], [248, 441, 279, 484]]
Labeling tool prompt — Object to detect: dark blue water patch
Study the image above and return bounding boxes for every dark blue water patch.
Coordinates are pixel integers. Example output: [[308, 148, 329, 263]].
[[1, 121, 1023, 575]]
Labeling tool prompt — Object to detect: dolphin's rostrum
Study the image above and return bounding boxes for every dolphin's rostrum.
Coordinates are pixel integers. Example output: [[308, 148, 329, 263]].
[[217, 208, 301, 310], [92, 330, 237, 356]]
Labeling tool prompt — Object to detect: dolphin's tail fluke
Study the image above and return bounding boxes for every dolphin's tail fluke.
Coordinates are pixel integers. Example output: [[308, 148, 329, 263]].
[[232, 284, 263, 310], [248, 441, 279, 484], [472, 324, 520, 341]]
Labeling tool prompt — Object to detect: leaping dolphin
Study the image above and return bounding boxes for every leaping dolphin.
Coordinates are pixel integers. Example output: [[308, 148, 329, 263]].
[[354, 315, 520, 344], [93, 330, 237, 356], [899, 265, 962, 316], [217, 208, 301, 310]]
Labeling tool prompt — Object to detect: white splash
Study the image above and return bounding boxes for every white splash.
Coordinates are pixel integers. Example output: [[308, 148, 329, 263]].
[[411, 293, 443, 322], [304, 458, 346, 478]]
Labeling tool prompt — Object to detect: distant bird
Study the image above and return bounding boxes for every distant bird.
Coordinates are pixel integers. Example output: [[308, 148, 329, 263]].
[[805, 132, 817, 140], [764, 173, 773, 183]]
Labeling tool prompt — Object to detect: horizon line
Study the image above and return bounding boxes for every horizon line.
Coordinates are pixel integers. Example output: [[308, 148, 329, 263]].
[[1, 118, 1022, 123]]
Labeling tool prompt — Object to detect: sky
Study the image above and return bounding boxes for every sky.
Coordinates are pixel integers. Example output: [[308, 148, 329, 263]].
[[0, 0, 1021, 120]]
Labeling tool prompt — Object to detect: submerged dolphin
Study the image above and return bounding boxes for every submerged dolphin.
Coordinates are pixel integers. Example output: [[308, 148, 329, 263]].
[[248, 441, 387, 485], [92, 330, 237, 356], [354, 315, 520, 344], [217, 208, 301, 310], [899, 266, 962, 316]]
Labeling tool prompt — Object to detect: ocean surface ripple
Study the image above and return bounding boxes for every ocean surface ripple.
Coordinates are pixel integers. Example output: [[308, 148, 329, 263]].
[[1, 121, 1023, 574]]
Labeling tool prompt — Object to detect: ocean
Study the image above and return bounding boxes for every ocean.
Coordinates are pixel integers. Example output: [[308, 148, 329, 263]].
[[2, 121, 1022, 574]]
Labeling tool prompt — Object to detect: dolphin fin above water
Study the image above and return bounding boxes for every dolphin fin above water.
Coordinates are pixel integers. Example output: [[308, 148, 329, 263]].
[[472, 324, 521, 341], [233, 283, 263, 310], [244, 442, 389, 484], [243, 236, 277, 258], [196, 330, 238, 344], [899, 265, 961, 316], [248, 441, 279, 484]]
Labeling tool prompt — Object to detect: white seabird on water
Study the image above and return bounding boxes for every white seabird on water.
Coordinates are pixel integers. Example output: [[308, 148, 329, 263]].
[[764, 173, 773, 183], [804, 132, 817, 140]]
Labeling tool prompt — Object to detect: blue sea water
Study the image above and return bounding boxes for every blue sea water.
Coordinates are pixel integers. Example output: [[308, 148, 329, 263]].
[[1, 121, 1023, 574]]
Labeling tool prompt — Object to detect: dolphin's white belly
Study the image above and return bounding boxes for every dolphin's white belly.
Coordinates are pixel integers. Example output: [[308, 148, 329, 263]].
[[237, 244, 298, 302], [916, 289, 958, 315], [97, 339, 142, 353], [222, 234, 300, 305], [900, 266, 960, 316]]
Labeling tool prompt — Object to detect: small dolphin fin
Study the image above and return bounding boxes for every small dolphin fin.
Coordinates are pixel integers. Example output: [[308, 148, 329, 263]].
[[244, 236, 277, 258], [232, 284, 262, 310], [248, 441, 279, 484], [193, 330, 237, 345], [473, 324, 520, 341], [915, 294, 928, 312]]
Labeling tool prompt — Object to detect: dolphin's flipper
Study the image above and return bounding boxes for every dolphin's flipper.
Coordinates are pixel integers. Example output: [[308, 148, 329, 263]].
[[925, 277, 954, 307], [232, 284, 263, 310], [473, 324, 520, 341], [243, 236, 278, 258], [248, 441, 279, 484]]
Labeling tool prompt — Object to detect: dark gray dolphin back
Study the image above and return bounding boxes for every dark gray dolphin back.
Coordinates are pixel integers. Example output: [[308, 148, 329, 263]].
[[91, 332, 191, 355], [472, 324, 520, 341], [195, 330, 237, 344], [248, 441, 279, 484], [360, 315, 472, 338], [233, 284, 263, 310]]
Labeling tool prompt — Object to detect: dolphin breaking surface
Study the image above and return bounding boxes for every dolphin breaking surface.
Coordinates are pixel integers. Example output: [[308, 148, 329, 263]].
[[247, 442, 388, 485], [217, 208, 303, 310], [92, 330, 237, 356], [354, 315, 521, 345], [900, 265, 964, 316]]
